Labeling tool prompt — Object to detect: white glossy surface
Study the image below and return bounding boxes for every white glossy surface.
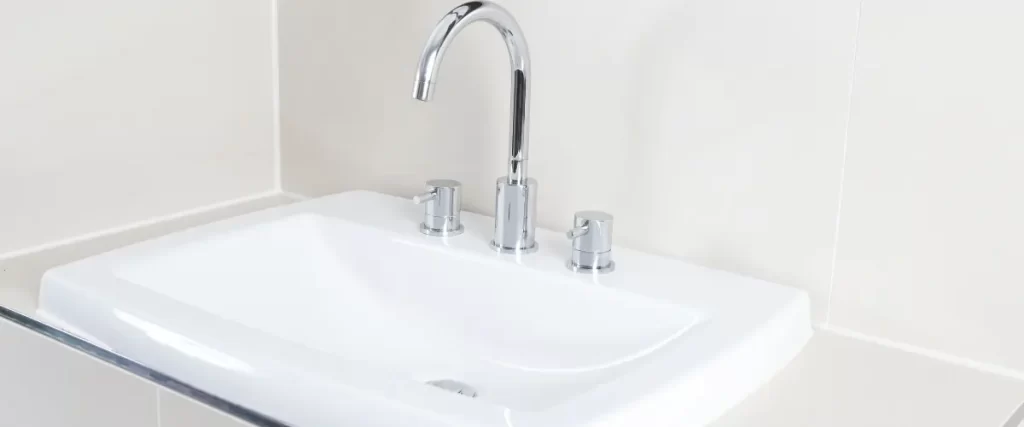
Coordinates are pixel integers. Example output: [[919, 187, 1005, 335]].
[[119, 213, 698, 411], [38, 191, 811, 427]]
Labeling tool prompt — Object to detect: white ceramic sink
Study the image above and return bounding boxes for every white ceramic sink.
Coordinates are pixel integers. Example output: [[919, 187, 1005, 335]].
[[37, 191, 811, 427]]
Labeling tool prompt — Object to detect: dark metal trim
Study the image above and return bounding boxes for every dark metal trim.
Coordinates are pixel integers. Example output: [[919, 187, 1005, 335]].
[[0, 305, 290, 427]]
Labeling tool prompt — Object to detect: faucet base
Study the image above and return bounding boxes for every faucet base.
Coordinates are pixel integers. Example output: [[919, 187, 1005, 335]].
[[421, 222, 464, 237], [568, 252, 615, 274], [490, 239, 539, 254], [491, 177, 538, 254]]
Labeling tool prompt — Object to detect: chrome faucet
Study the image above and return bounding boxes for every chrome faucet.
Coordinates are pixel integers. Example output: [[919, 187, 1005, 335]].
[[412, 1, 537, 254]]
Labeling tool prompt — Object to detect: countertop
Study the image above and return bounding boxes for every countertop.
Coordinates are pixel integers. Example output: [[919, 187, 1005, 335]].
[[1, 193, 1022, 427], [713, 330, 1024, 426]]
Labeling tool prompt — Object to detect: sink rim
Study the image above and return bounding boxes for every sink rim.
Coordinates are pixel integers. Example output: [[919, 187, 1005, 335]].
[[37, 190, 813, 427]]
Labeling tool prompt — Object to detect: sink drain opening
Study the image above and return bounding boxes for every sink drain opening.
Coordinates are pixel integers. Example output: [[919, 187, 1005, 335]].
[[426, 379, 478, 398]]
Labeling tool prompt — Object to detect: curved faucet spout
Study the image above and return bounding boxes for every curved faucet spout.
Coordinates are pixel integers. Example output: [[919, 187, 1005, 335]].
[[412, 1, 531, 184]]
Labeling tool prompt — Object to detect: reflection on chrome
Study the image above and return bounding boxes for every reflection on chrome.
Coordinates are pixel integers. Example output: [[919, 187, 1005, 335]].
[[114, 310, 252, 373]]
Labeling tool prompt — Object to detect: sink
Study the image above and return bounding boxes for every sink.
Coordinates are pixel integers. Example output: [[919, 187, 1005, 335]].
[[37, 191, 811, 427], [115, 212, 699, 411]]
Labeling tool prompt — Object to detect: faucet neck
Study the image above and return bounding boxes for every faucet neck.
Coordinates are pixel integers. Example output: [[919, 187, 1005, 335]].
[[412, 1, 532, 184]]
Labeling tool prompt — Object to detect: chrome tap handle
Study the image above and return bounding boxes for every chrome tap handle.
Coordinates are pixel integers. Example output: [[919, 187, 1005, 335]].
[[414, 179, 464, 237], [566, 225, 589, 239], [566, 211, 615, 273], [412, 191, 437, 205]]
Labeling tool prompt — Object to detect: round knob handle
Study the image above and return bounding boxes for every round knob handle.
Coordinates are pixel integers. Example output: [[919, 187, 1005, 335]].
[[566, 210, 615, 274], [567, 210, 613, 253], [413, 179, 462, 205], [414, 179, 464, 237], [574, 210, 613, 225], [426, 179, 461, 189]]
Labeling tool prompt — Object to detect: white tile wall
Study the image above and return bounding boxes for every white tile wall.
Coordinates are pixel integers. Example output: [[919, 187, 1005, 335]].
[[828, 0, 1024, 371], [279, 0, 862, 320], [160, 391, 254, 427], [0, 319, 157, 427], [2, 0, 1024, 424], [0, 0, 277, 256], [0, 3, 277, 424]]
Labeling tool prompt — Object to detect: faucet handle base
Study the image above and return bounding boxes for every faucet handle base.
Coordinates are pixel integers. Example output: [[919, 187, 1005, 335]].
[[568, 259, 616, 274], [421, 222, 464, 237], [415, 179, 464, 237], [566, 210, 615, 274], [489, 239, 538, 254]]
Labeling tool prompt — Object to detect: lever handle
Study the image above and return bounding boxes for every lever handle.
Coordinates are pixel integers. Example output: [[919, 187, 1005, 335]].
[[412, 191, 437, 204], [566, 225, 589, 239]]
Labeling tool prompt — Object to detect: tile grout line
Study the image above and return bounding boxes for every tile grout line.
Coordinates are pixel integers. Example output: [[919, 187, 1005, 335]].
[[0, 190, 283, 261], [823, 0, 866, 327], [270, 0, 283, 192], [822, 325, 1024, 382], [279, 191, 311, 201], [2, 0, 286, 262]]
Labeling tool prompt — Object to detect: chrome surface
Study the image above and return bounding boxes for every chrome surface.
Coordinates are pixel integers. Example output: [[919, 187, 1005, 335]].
[[413, 1, 537, 253], [490, 177, 537, 253], [566, 211, 615, 274], [0, 306, 288, 427], [414, 179, 464, 237]]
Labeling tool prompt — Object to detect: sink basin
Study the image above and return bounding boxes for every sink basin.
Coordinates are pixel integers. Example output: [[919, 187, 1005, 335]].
[[117, 212, 699, 411], [37, 191, 811, 427]]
